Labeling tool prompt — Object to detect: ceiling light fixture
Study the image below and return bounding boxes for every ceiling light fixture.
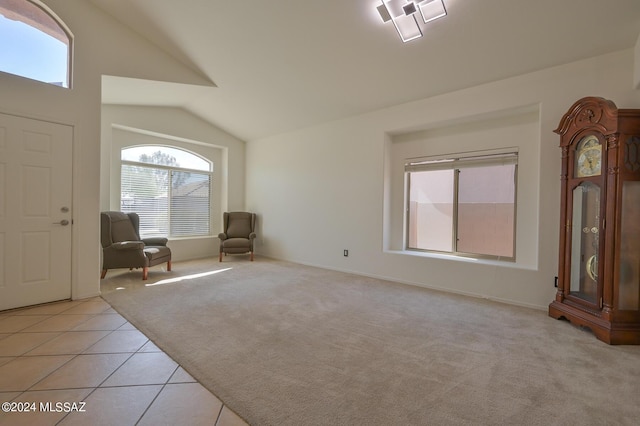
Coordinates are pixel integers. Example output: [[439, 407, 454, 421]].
[[377, 0, 447, 43]]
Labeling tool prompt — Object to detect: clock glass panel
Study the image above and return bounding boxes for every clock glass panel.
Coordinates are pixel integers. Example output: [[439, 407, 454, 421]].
[[569, 182, 600, 304], [575, 135, 602, 177]]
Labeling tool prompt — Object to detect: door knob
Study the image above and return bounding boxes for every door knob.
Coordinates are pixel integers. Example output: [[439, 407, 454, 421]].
[[53, 219, 70, 226]]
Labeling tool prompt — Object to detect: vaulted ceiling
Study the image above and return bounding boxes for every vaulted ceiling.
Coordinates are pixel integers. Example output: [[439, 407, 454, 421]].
[[91, 0, 640, 141]]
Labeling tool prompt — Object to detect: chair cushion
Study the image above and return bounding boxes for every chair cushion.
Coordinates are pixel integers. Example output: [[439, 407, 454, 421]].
[[144, 246, 171, 262], [222, 237, 251, 249]]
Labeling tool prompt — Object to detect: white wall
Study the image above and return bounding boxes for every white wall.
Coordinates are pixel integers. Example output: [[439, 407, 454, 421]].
[[635, 32, 640, 90], [246, 48, 640, 310], [100, 105, 246, 261], [0, 0, 218, 301]]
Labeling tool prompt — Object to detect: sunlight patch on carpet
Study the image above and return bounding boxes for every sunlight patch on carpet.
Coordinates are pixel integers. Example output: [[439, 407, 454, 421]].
[[146, 267, 233, 287]]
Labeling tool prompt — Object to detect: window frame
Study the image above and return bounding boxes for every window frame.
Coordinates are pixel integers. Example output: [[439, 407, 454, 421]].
[[120, 145, 215, 239], [404, 149, 518, 261]]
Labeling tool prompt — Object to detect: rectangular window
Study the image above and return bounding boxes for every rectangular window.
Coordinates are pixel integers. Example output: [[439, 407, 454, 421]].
[[121, 164, 212, 238], [405, 150, 517, 260]]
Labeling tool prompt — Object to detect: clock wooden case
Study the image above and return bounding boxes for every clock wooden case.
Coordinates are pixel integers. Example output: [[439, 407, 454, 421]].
[[549, 96, 640, 344]]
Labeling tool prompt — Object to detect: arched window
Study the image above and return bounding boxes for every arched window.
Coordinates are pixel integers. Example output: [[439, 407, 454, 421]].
[[0, 0, 72, 88], [121, 145, 214, 238]]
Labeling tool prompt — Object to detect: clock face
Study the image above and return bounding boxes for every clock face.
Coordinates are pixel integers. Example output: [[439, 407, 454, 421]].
[[575, 135, 602, 177]]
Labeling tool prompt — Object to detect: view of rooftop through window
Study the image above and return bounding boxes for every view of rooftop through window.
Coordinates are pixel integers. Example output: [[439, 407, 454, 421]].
[[0, 0, 70, 87]]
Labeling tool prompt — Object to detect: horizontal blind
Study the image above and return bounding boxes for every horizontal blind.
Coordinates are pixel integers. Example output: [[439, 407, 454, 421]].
[[120, 146, 214, 239], [170, 171, 211, 237], [121, 164, 169, 238]]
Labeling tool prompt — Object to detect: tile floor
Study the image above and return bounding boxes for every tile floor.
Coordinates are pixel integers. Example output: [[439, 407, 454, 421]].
[[0, 297, 248, 426]]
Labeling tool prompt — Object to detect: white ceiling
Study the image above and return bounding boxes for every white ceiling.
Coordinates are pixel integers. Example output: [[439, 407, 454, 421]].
[[92, 0, 640, 141]]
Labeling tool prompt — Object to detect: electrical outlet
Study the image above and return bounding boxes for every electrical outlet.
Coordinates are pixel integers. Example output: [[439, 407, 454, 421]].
[[344, 249, 349, 257]]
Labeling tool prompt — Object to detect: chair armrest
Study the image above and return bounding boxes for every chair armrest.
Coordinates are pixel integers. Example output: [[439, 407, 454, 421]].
[[249, 232, 257, 240], [113, 241, 145, 250], [142, 237, 168, 246], [218, 233, 228, 241]]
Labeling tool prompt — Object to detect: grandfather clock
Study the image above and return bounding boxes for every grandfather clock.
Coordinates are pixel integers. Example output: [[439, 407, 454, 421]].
[[549, 96, 640, 344]]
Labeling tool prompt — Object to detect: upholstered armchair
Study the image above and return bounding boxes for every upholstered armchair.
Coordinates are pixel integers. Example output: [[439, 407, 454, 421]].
[[218, 212, 256, 261], [100, 211, 172, 280]]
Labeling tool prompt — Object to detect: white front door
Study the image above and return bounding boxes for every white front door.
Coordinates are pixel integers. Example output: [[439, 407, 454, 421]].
[[0, 112, 73, 311]]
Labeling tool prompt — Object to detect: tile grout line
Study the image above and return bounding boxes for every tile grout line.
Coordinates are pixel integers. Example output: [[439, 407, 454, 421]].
[[8, 310, 138, 399], [133, 364, 181, 425], [214, 400, 225, 426], [4, 298, 241, 425], [53, 340, 144, 425], [0, 299, 110, 337]]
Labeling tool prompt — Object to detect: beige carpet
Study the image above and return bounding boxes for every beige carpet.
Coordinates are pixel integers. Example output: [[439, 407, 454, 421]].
[[101, 257, 640, 426]]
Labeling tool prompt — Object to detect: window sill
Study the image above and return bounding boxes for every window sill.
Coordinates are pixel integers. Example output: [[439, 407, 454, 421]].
[[166, 235, 218, 242], [384, 249, 537, 271]]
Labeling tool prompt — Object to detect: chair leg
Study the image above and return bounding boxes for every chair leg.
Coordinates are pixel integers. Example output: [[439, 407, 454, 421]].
[[219, 251, 223, 262], [167, 260, 172, 271], [101, 269, 107, 279], [142, 267, 148, 280], [250, 251, 254, 261]]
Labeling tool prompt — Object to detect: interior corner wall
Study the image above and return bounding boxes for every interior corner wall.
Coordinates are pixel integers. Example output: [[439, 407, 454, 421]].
[[246, 48, 640, 310], [100, 105, 246, 262]]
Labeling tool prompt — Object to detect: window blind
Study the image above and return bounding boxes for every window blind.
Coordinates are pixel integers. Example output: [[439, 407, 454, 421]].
[[121, 164, 169, 237], [170, 171, 211, 237], [121, 163, 213, 238]]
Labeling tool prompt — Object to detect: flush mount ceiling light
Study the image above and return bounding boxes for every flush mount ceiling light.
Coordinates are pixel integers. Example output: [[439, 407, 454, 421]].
[[377, 0, 447, 42]]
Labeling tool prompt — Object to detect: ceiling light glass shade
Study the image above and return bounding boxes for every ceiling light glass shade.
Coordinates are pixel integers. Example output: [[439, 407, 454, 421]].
[[376, 4, 392, 22], [403, 3, 417, 15], [379, 0, 422, 43], [418, 0, 447, 24], [392, 15, 422, 42]]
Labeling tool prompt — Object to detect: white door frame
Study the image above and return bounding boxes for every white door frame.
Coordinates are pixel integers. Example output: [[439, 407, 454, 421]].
[[0, 111, 74, 310]]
